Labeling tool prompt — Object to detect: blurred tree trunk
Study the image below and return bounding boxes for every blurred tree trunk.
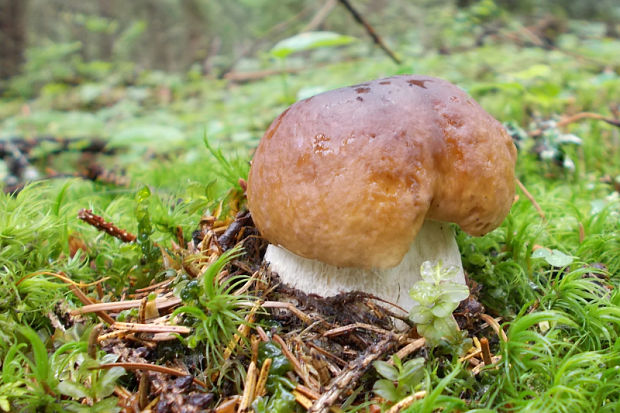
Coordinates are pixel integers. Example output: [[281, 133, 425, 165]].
[[456, 0, 475, 7], [182, 0, 209, 67], [0, 0, 29, 79], [145, 1, 169, 70], [98, 0, 114, 60]]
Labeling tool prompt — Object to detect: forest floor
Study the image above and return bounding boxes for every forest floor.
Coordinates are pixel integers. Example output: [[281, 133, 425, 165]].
[[0, 20, 619, 413]]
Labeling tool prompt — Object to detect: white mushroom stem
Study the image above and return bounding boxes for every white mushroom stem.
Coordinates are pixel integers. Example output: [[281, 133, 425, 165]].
[[265, 220, 465, 315]]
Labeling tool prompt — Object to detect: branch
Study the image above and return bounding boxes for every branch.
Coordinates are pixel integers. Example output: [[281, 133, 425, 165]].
[[337, 0, 401, 64], [309, 334, 398, 412]]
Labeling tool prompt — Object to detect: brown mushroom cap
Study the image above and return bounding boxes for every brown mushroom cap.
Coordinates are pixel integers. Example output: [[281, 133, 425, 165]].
[[247, 75, 517, 269]]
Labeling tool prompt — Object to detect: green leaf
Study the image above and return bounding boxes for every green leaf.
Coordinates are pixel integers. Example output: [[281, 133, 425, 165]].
[[94, 366, 126, 398], [399, 358, 425, 387], [532, 248, 574, 267], [271, 31, 356, 59], [433, 316, 459, 339], [431, 300, 457, 318], [90, 397, 121, 413], [0, 396, 10, 412], [439, 283, 470, 303], [373, 360, 398, 381], [171, 305, 209, 321], [416, 322, 443, 345], [53, 180, 72, 216], [58, 381, 88, 399], [409, 281, 439, 304], [258, 341, 292, 376], [372, 379, 400, 402], [409, 305, 433, 324], [18, 326, 50, 385]]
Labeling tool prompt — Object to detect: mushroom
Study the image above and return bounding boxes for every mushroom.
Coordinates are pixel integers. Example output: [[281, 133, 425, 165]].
[[247, 75, 516, 313]]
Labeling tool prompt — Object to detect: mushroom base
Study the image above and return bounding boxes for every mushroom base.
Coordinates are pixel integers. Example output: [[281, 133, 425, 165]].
[[264, 221, 465, 315]]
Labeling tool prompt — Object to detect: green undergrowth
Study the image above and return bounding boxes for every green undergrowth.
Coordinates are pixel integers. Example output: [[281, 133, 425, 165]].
[[0, 28, 619, 412]]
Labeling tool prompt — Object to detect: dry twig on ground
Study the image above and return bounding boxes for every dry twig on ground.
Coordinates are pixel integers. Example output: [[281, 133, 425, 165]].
[[310, 335, 399, 413]]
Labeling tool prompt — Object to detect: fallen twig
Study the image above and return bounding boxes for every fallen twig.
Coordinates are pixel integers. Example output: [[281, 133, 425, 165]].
[[88, 323, 104, 358], [307, 342, 347, 367], [224, 67, 306, 82], [479, 337, 493, 365], [471, 355, 502, 375], [273, 334, 319, 389], [138, 372, 150, 409], [529, 112, 620, 137], [71, 295, 181, 315], [390, 338, 426, 363], [386, 391, 427, 413], [262, 300, 323, 325], [294, 389, 314, 409], [255, 358, 272, 397], [212, 301, 262, 382], [238, 361, 257, 412], [78, 209, 136, 242], [322, 322, 394, 338], [309, 335, 398, 412], [133, 278, 174, 294], [68, 284, 115, 325], [92, 362, 207, 388], [111, 322, 191, 335], [218, 210, 252, 251]]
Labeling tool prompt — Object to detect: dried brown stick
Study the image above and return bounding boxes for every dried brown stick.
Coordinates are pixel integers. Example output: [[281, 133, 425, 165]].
[[272, 334, 302, 379], [138, 373, 150, 409], [294, 389, 314, 409], [529, 112, 620, 137], [239, 361, 258, 412], [92, 362, 206, 388], [337, 0, 401, 64], [134, 279, 173, 294], [71, 296, 181, 315], [516, 178, 546, 222], [322, 322, 393, 338], [480, 337, 493, 365], [224, 66, 306, 82], [386, 391, 427, 413], [295, 384, 321, 400], [88, 324, 104, 358], [78, 209, 136, 242], [390, 338, 426, 363], [479, 313, 508, 342], [111, 322, 191, 334], [218, 210, 252, 251], [262, 301, 322, 325], [309, 335, 398, 413], [307, 342, 348, 367], [214, 396, 240, 413], [69, 285, 115, 325], [255, 358, 272, 397]]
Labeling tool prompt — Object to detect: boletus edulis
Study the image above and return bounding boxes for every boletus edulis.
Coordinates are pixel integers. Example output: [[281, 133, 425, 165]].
[[247, 75, 517, 313]]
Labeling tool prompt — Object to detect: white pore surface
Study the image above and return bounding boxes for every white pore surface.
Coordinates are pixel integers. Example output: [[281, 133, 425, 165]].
[[264, 220, 465, 314]]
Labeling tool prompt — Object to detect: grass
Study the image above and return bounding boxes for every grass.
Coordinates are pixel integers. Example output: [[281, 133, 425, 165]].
[[0, 24, 619, 412]]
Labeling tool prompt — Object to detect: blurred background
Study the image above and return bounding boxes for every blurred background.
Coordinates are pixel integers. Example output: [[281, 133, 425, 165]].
[[1, 0, 619, 190], [2, 0, 619, 78]]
